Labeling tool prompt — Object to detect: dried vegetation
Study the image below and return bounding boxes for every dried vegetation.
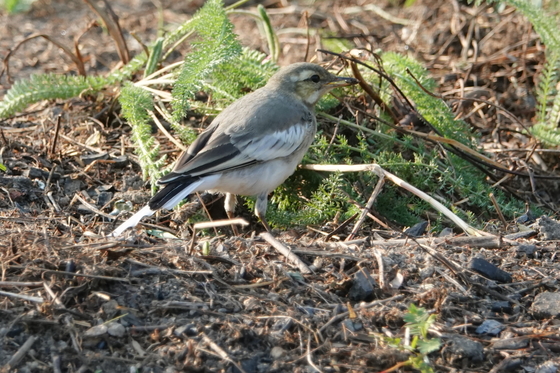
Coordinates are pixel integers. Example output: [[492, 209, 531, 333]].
[[0, 0, 559, 372]]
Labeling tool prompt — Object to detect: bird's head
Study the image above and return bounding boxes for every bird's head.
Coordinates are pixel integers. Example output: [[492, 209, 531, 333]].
[[267, 62, 358, 106]]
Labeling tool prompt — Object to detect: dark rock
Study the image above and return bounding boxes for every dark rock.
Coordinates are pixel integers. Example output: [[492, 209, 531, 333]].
[[475, 320, 505, 336], [444, 335, 484, 363], [404, 221, 428, 237], [23, 167, 60, 180], [438, 227, 454, 237], [532, 292, 560, 319], [468, 257, 512, 283], [501, 358, 523, 371], [343, 319, 356, 332], [81, 152, 109, 165], [516, 244, 536, 257], [348, 268, 377, 301], [110, 155, 129, 168], [537, 216, 560, 240], [64, 178, 82, 195], [96, 191, 113, 207], [491, 301, 512, 314], [517, 210, 536, 224]]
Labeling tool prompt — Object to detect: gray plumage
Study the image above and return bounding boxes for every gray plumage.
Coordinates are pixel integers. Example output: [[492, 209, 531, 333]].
[[111, 62, 357, 236]]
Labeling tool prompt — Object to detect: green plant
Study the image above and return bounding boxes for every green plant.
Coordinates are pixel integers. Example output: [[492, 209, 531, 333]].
[[0, 0, 36, 13], [470, 0, 560, 145], [380, 304, 441, 373]]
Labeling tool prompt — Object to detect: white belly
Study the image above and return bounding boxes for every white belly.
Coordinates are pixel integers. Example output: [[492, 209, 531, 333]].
[[207, 156, 301, 196]]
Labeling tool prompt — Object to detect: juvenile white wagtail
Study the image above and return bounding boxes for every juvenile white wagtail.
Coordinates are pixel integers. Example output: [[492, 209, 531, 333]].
[[111, 62, 357, 236]]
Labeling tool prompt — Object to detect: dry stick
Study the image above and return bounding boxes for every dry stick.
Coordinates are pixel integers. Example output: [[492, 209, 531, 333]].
[[72, 194, 116, 220], [373, 249, 385, 290], [50, 114, 62, 156], [0, 290, 43, 303], [147, 110, 187, 151], [369, 235, 502, 248], [189, 218, 249, 253], [319, 294, 405, 335], [489, 192, 508, 227], [200, 332, 248, 373], [303, 164, 489, 237], [4, 335, 38, 370], [0, 281, 43, 287], [347, 174, 385, 241], [306, 337, 324, 373], [42, 270, 129, 282], [260, 232, 312, 274]]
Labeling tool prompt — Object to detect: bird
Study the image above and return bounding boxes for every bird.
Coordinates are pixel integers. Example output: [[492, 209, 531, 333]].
[[111, 62, 358, 236]]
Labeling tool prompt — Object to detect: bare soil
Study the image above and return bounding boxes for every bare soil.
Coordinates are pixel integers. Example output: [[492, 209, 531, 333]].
[[0, 1, 559, 372]]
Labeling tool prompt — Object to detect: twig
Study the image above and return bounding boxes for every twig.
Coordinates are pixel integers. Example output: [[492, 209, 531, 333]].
[[190, 218, 249, 253], [260, 232, 312, 274], [307, 337, 324, 373], [72, 194, 116, 220], [147, 110, 187, 151], [0, 290, 43, 303], [347, 172, 385, 240], [319, 294, 405, 335], [200, 332, 248, 373], [368, 235, 501, 248], [303, 163, 489, 237], [42, 270, 129, 282], [0, 281, 43, 287], [4, 335, 38, 370]]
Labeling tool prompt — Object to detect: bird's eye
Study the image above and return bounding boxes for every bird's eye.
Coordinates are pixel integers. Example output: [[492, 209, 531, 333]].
[[308, 74, 321, 83]]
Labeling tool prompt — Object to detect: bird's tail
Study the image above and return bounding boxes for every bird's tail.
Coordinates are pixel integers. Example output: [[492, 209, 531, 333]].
[[110, 177, 205, 237], [111, 205, 155, 237]]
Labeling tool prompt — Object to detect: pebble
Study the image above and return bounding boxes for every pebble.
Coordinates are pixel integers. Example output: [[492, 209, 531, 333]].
[[270, 346, 286, 359], [532, 292, 560, 319]]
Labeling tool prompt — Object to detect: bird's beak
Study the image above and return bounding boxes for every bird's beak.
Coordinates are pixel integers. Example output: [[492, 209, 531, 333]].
[[326, 76, 359, 88]]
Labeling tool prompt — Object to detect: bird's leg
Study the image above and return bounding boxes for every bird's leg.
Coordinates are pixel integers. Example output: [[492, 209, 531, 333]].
[[224, 193, 239, 235], [255, 193, 271, 232]]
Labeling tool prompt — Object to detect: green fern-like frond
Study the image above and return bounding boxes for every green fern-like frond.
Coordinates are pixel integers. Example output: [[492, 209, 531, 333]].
[[119, 83, 166, 190], [382, 52, 475, 146], [535, 50, 560, 124], [0, 74, 109, 119], [171, 0, 242, 121], [202, 48, 278, 102]]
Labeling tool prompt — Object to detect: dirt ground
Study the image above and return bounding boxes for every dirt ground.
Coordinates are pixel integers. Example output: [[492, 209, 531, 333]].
[[0, 0, 559, 372]]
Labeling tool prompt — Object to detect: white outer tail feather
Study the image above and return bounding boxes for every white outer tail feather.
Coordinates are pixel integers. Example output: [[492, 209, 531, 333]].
[[110, 178, 208, 237], [111, 205, 154, 237]]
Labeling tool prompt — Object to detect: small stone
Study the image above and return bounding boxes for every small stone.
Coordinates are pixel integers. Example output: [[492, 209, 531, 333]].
[[84, 324, 108, 337], [110, 155, 129, 168], [270, 346, 286, 359], [404, 221, 428, 237], [342, 319, 356, 332], [468, 257, 512, 283], [537, 216, 560, 240], [536, 361, 558, 373], [516, 244, 536, 256], [107, 323, 126, 337], [348, 268, 377, 301], [445, 335, 484, 363], [81, 152, 109, 165], [475, 320, 505, 336], [532, 292, 560, 319], [438, 227, 454, 237], [492, 338, 529, 350], [491, 301, 512, 314]]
